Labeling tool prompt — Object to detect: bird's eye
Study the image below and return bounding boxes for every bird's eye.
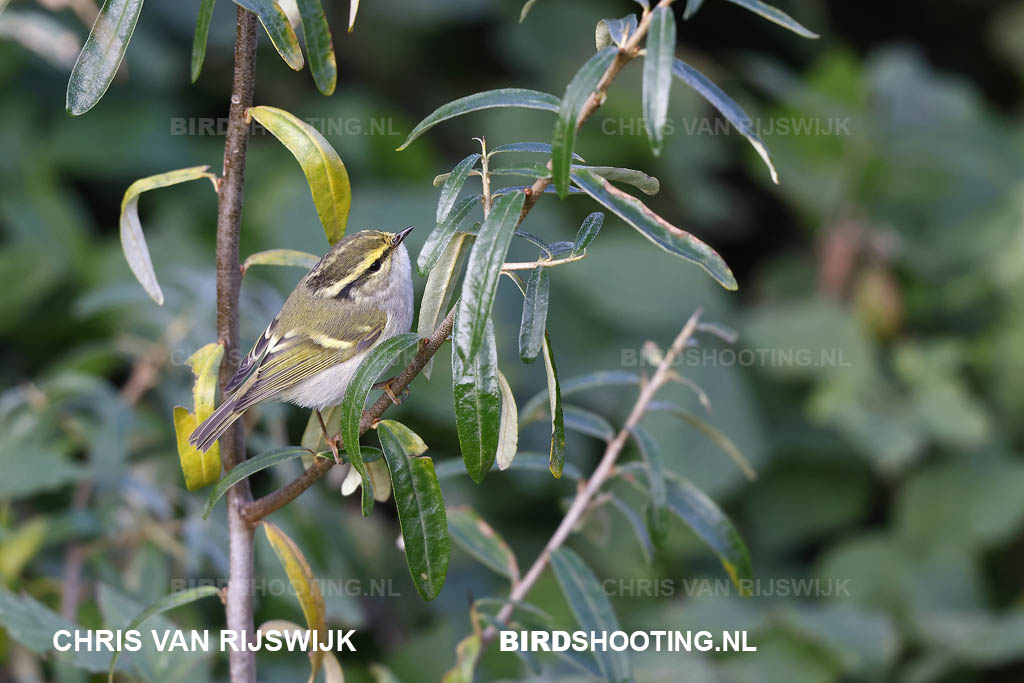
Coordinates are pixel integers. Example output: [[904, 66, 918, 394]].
[[368, 258, 383, 273]]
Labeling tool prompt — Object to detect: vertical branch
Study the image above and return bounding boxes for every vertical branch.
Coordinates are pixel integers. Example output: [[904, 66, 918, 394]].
[[216, 7, 258, 683]]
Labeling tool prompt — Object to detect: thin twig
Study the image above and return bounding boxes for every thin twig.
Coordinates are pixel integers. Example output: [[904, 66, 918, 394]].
[[483, 307, 703, 648], [501, 251, 585, 271], [218, 7, 259, 683]]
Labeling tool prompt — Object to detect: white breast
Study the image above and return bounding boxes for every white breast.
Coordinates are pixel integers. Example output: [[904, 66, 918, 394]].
[[280, 244, 414, 411]]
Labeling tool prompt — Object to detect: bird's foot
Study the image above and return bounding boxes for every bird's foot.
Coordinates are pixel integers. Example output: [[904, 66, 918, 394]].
[[327, 434, 343, 464], [373, 377, 409, 405]]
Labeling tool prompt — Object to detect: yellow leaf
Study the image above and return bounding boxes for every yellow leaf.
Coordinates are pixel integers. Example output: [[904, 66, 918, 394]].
[[262, 521, 327, 678], [248, 106, 352, 245], [186, 342, 225, 421], [0, 517, 48, 579], [173, 407, 220, 491]]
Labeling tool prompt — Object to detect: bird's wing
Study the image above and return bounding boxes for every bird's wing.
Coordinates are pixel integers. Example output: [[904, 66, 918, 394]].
[[224, 318, 277, 394], [230, 308, 387, 411]]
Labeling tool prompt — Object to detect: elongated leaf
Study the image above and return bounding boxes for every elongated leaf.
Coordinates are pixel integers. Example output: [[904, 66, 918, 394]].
[[444, 632, 481, 683], [120, 165, 217, 305], [672, 59, 778, 184], [549, 547, 632, 682], [249, 105, 351, 244], [495, 370, 519, 470], [580, 165, 660, 195], [452, 317, 500, 483], [296, 0, 337, 95], [649, 403, 755, 480], [348, 0, 359, 30], [447, 506, 519, 580], [518, 267, 549, 363], [191, 0, 216, 83], [683, 0, 705, 19], [418, 195, 480, 276], [608, 495, 653, 563], [488, 141, 583, 161], [262, 521, 327, 678], [203, 448, 311, 519], [233, 0, 304, 69], [519, 0, 540, 22], [643, 6, 675, 156], [552, 47, 618, 198], [522, 370, 642, 424], [173, 342, 225, 492], [630, 424, 668, 547], [541, 331, 565, 478], [418, 233, 472, 379], [242, 248, 320, 274], [667, 475, 752, 591], [573, 211, 604, 256], [435, 452, 582, 481], [341, 333, 421, 516], [725, 0, 818, 38], [563, 405, 614, 441], [107, 587, 222, 681], [66, 0, 144, 115], [438, 154, 480, 225], [595, 14, 638, 50], [571, 167, 737, 289], [455, 190, 524, 361], [377, 420, 449, 600], [397, 89, 560, 151]]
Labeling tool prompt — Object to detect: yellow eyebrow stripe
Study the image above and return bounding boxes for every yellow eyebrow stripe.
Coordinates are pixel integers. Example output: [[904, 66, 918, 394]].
[[314, 243, 391, 298]]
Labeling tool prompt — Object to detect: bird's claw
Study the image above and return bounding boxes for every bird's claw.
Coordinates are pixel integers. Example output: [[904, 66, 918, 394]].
[[373, 377, 409, 405]]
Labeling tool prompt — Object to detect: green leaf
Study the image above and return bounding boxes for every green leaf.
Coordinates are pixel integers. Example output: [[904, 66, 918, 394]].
[[549, 547, 632, 683], [595, 14, 638, 50], [522, 371, 641, 424], [518, 267, 549, 363], [452, 317, 500, 483], [455, 190, 525, 361], [541, 331, 565, 478], [242, 248, 320, 274], [447, 505, 519, 581], [120, 165, 217, 305], [563, 405, 614, 441], [417, 195, 480, 276], [630, 424, 669, 547], [296, 0, 337, 95], [65, 0, 144, 115], [649, 402, 756, 480], [418, 233, 472, 379], [107, 587, 222, 680], [571, 167, 737, 289], [249, 105, 352, 244], [261, 521, 327, 678], [190, 0, 216, 83], [341, 333, 421, 516], [397, 89, 561, 151], [233, 0, 304, 69], [552, 47, 618, 198], [672, 58, 779, 184], [579, 165, 660, 195], [495, 369, 519, 470], [488, 141, 583, 161], [377, 419, 450, 600], [666, 475, 753, 591], [724, 0, 819, 38], [438, 154, 481, 225], [519, 0, 541, 22], [608, 495, 653, 563], [0, 587, 111, 672], [642, 6, 675, 156], [683, 0, 705, 20], [572, 211, 604, 255], [203, 447, 311, 519]]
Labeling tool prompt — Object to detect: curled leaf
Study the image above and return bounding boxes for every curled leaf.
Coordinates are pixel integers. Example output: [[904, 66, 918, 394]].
[[233, 0, 304, 69], [66, 0, 145, 115]]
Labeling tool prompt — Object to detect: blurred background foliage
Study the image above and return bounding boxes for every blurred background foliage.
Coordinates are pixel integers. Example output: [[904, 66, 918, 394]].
[[2, 0, 1024, 680]]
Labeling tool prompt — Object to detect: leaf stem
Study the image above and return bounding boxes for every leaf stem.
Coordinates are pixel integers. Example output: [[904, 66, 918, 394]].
[[500, 251, 586, 271], [482, 307, 703, 649]]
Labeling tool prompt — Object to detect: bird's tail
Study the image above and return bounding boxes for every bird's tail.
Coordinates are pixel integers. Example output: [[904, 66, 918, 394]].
[[189, 393, 244, 453]]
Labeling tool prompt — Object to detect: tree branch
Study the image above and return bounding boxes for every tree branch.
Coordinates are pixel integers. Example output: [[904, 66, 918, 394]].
[[483, 307, 702, 648], [217, 8, 259, 683]]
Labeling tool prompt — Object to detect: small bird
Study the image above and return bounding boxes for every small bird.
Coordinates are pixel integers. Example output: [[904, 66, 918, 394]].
[[189, 227, 415, 457]]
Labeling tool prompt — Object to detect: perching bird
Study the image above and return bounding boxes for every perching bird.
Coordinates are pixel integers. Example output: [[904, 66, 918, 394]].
[[189, 227, 414, 456]]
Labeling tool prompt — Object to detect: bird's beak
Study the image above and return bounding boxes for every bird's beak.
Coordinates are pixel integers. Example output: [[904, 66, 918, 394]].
[[393, 226, 415, 246]]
